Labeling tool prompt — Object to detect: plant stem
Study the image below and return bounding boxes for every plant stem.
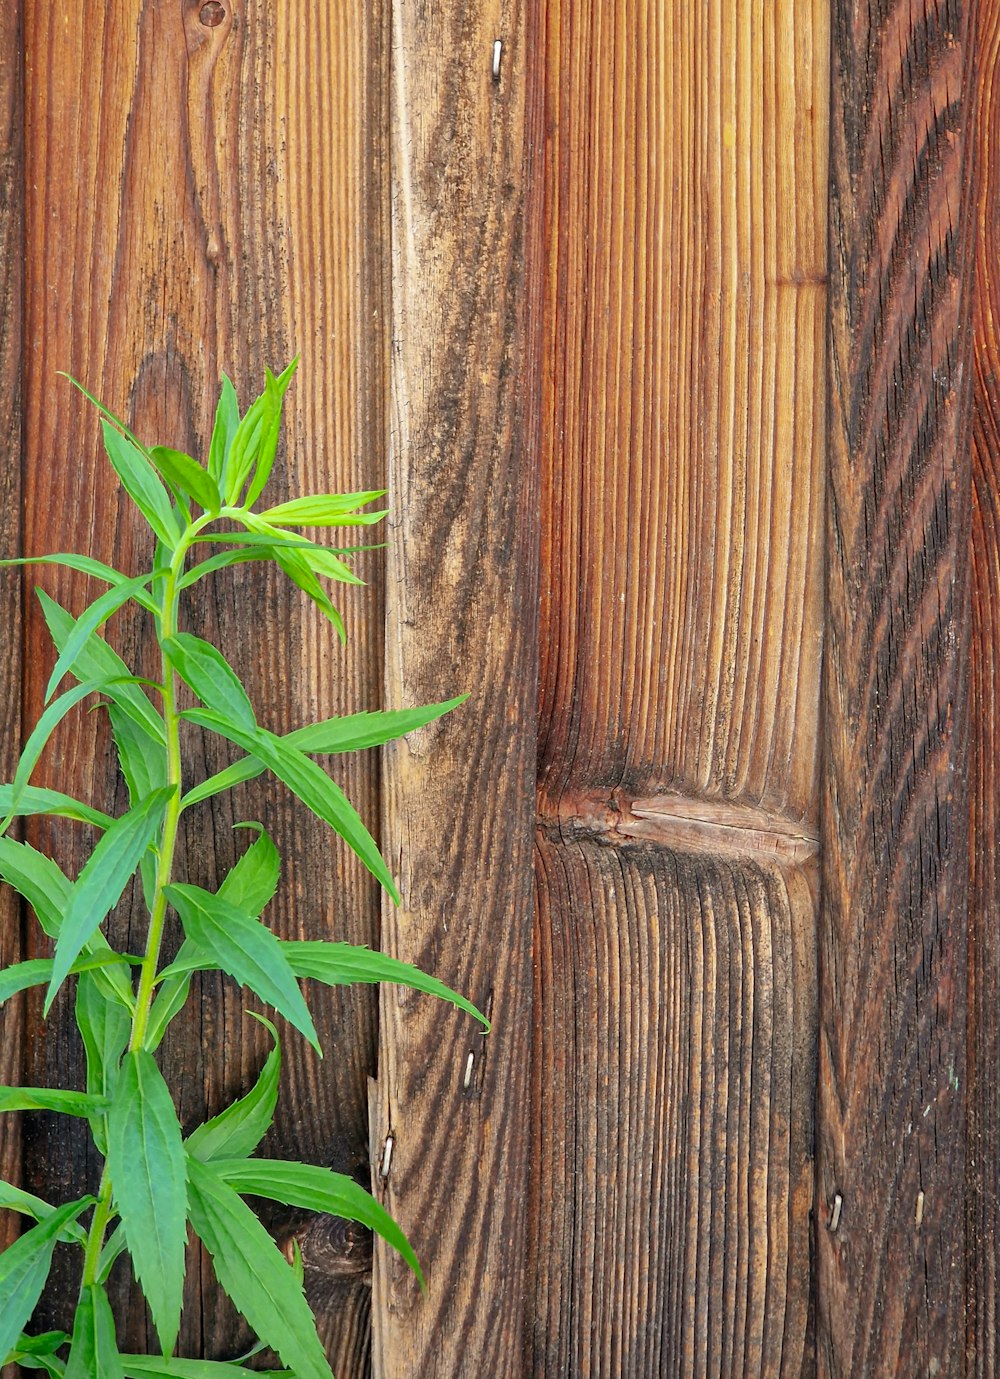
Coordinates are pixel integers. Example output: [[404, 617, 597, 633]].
[[80, 1167, 114, 1287]]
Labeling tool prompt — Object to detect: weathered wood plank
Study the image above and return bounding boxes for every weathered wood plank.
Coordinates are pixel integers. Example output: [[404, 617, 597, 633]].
[[0, 0, 23, 1284], [371, 0, 541, 1374], [530, 836, 816, 1379], [531, 0, 827, 1372], [537, 0, 828, 825], [817, 2, 978, 1373], [969, 1, 1000, 1370], [21, 2, 385, 1364]]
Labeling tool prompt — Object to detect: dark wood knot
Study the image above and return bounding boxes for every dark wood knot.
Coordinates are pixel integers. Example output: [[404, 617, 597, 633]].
[[281, 1213, 373, 1282]]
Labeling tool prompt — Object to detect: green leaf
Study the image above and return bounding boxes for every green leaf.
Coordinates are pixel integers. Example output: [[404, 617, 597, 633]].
[[185, 1014, 280, 1163], [122, 1360, 292, 1379], [163, 633, 256, 731], [149, 447, 221, 514], [0, 1198, 91, 1363], [242, 359, 298, 508], [217, 826, 279, 918], [76, 970, 131, 1153], [0, 784, 112, 829], [223, 396, 267, 506], [0, 554, 158, 612], [213, 1158, 423, 1288], [96, 1223, 127, 1285], [181, 697, 467, 810], [45, 787, 175, 1013], [0, 1181, 87, 1245], [101, 422, 179, 548], [298, 545, 364, 586], [0, 837, 133, 1008], [38, 590, 166, 747], [164, 884, 319, 1053], [44, 572, 159, 704], [257, 491, 387, 527], [283, 941, 489, 1029], [271, 543, 345, 640], [176, 548, 268, 590], [0, 1088, 108, 1116], [107, 1051, 187, 1359], [0, 952, 129, 1010], [65, 1284, 123, 1379], [59, 375, 147, 454], [144, 974, 191, 1053], [207, 374, 240, 486], [6, 1329, 71, 1373], [186, 1157, 333, 1379], [180, 712, 399, 903], [109, 704, 167, 911]]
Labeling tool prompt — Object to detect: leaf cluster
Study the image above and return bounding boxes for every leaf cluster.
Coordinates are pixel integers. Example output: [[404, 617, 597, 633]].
[[0, 366, 485, 1376]]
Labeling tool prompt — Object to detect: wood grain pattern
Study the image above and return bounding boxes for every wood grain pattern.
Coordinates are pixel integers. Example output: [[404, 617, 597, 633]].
[[969, 2, 1000, 1370], [537, 0, 828, 827], [531, 0, 827, 1373], [817, 2, 978, 1373], [371, 0, 541, 1374], [530, 837, 816, 1379], [0, 0, 23, 1286], [20, 2, 386, 1365]]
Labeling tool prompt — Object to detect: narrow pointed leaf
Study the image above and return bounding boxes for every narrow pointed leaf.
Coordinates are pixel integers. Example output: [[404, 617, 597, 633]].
[[45, 787, 175, 1013], [0, 784, 112, 829], [45, 572, 158, 703], [299, 546, 364, 585], [59, 375, 146, 453], [207, 374, 240, 485], [76, 970, 131, 1152], [271, 545, 345, 640], [0, 1198, 92, 1362], [258, 492, 387, 527], [165, 884, 318, 1052], [0, 1088, 108, 1116], [213, 1158, 423, 1288], [122, 1360, 293, 1378], [144, 974, 191, 1052], [101, 422, 178, 547], [180, 712, 398, 902], [38, 591, 166, 745], [217, 826, 279, 917], [107, 1051, 187, 1359], [181, 696, 467, 809], [0, 952, 128, 1009], [163, 634, 255, 730], [65, 1284, 123, 1379], [149, 447, 221, 513], [0, 1180, 87, 1244], [177, 548, 269, 590], [186, 1157, 333, 1379], [185, 1015, 280, 1163], [0, 554, 158, 612], [242, 360, 299, 508], [283, 941, 489, 1029], [96, 1223, 127, 1285]]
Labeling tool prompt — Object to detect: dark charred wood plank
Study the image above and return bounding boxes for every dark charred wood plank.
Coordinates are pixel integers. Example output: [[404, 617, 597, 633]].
[[969, 2, 1000, 1371], [372, 0, 542, 1374], [20, 2, 386, 1366], [529, 837, 816, 1379], [817, 2, 978, 1373]]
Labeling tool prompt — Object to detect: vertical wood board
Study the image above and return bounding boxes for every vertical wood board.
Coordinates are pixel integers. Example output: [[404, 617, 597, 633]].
[[817, 1, 977, 1373], [19, 1, 385, 1364]]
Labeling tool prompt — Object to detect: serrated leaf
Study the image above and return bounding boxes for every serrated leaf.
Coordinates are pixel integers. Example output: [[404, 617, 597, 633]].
[[149, 447, 221, 513], [164, 884, 318, 1052], [0, 1180, 87, 1245], [0, 553, 158, 612], [207, 374, 240, 486], [181, 696, 467, 810], [0, 1197, 91, 1363], [213, 1158, 423, 1288], [185, 1014, 280, 1163], [38, 590, 166, 747], [0, 784, 112, 829], [101, 422, 179, 548], [44, 572, 159, 703], [0, 1088, 108, 1116], [107, 1051, 187, 1358], [185, 1157, 333, 1379], [283, 941, 489, 1029], [163, 633, 255, 731], [45, 787, 175, 1013], [258, 491, 387, 527], [217, 826, 279, 918], [180, 712, 398, 903], [65, 1284, 123, 1379]]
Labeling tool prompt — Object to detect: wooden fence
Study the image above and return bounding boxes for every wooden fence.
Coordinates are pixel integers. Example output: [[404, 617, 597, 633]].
[[0, 1, 997, 1376]]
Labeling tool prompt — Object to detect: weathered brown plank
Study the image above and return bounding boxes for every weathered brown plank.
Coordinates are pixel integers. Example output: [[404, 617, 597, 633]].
[[21, 2, 385, 1364], [371, 1, 541, 1374], [0, 0, 23, 1283], [817, 2, 978, 1373], [969, 1, 1000, 1370], [531, 0, 827, 1373], [530, 836, 816, 1379]]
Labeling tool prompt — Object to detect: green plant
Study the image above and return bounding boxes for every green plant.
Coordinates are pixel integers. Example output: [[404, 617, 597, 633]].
[[0, 362, 485, 1378]]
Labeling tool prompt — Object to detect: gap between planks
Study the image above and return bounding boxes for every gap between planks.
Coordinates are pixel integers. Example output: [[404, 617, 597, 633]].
[[539, 788, 819, 867]]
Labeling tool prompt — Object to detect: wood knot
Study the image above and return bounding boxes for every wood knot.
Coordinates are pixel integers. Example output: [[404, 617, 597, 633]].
[[199, 1, 226, 25], [281, 1213, 373, 1281]]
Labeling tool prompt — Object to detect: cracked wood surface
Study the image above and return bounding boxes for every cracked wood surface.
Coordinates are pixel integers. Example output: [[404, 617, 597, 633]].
[[15, 3, 386, 1366], [530, 0, 827, 1373], [817, 1, 978, 1374]]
